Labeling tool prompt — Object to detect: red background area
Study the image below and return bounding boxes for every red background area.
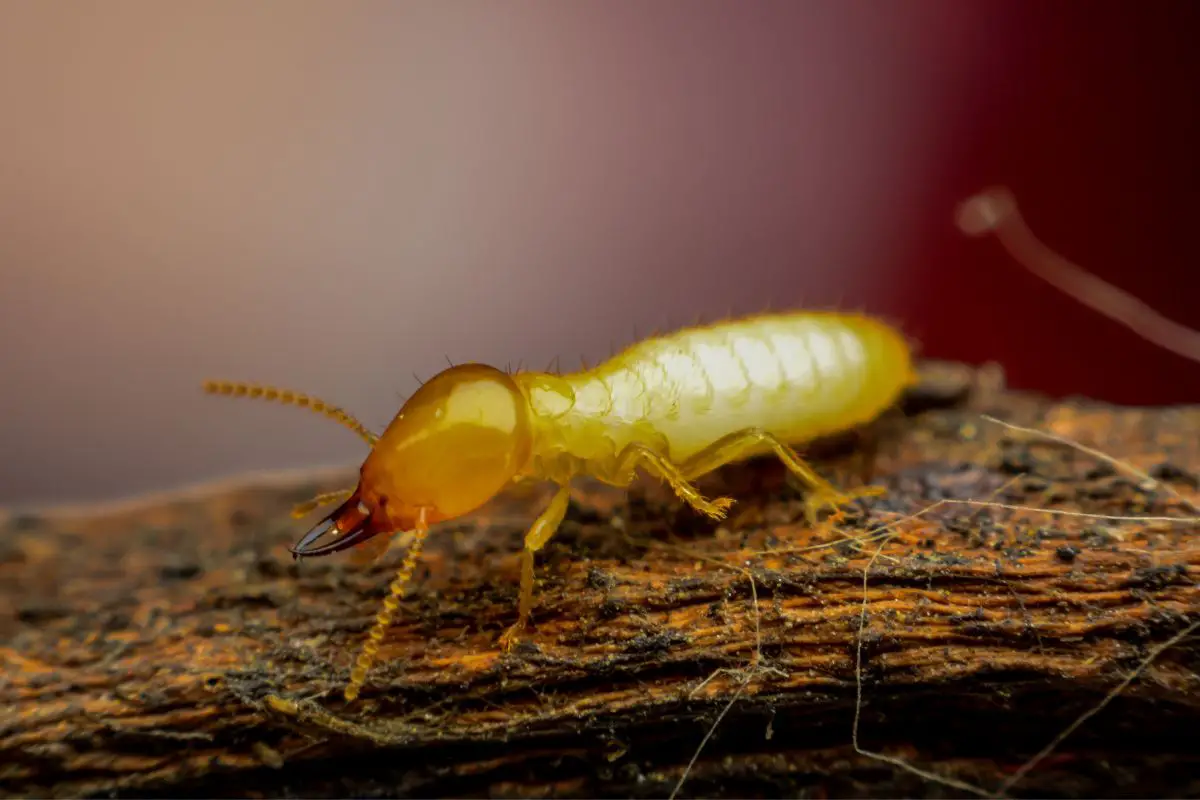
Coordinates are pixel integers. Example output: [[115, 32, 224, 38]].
[[904, 2, 1200, 405]]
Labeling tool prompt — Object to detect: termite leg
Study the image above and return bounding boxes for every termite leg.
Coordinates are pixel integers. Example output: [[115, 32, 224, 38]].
[[290, 488, 356, 519], [498, 484, 572, 653], [343, 508, 430, 703], [611, 443, 736, 520], [677, 428, 884, 525]]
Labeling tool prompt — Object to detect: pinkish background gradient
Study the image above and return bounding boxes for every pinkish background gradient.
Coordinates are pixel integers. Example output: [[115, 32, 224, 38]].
[[2, 2, 1197, 507]]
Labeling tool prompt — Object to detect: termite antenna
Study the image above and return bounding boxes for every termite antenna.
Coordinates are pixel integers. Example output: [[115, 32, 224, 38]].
[[202, 380, 378, 445], [957, 186, 1200, 364], [343, 511, 431, 703]]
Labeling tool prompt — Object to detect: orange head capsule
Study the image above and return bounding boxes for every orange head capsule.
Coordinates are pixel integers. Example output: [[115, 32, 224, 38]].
[[290, 363, 535, 558]]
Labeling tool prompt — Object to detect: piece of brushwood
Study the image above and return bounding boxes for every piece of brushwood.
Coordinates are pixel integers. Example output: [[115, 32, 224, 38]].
[[1, 359, 1196, 799]]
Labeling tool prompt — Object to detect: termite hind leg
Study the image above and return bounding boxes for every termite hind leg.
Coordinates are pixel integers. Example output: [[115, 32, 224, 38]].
[[612, 443, 735, 520], [678, 428, 884, 526], [499, 484, 572, 653]]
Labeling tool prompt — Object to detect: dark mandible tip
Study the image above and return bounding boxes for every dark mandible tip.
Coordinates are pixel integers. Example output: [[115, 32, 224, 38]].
[[289, 512, 375, 559]]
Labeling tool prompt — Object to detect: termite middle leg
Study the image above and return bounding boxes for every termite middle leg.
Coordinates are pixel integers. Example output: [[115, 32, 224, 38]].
[[677, 428, 883, 524], [498, 483, 572, 653], [610, 443, 735, 520]]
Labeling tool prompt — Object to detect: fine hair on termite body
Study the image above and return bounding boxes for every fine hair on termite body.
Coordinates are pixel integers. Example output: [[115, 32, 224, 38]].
[[204, 310, 918, 702]]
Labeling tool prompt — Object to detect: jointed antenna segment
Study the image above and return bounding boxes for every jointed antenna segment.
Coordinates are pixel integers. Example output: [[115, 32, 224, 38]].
[[202, 379, 378, 445]]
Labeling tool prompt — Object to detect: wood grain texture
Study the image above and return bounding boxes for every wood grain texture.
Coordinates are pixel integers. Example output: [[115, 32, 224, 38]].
[[2, 360, 1197, 799]]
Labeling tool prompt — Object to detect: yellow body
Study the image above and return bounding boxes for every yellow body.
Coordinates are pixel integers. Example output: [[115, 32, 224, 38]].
[[205, 309, 916, 701], [517, 311, 916, 484]]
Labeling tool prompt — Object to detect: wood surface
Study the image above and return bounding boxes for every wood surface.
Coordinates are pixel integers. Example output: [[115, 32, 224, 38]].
[[2, 360, 1197, 799]]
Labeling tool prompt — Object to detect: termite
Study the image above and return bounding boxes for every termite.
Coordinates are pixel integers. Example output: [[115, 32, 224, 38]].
[[204, 310, 917, 701]]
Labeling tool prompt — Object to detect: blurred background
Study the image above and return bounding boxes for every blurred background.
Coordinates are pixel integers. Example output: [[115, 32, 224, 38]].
[[1, 1, 1197, 508]]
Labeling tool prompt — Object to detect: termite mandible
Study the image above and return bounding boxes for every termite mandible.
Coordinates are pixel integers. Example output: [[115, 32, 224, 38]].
[[204, 310, 917, 701]]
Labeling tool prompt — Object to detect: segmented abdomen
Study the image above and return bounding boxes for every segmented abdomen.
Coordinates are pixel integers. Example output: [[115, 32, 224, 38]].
[[570, 312, 915, 461]]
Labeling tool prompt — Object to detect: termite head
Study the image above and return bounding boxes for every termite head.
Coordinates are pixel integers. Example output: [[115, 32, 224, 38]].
[[290, 363, 534, 557]]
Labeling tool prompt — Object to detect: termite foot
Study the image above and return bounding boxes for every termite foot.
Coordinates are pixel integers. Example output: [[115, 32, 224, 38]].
[[498, 622, 529, 653], [802, 485, 886, 527], [700, 495, 737, 520]]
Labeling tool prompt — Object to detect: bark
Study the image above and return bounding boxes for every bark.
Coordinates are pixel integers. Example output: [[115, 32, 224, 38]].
[[2, 360, 1198, 799]]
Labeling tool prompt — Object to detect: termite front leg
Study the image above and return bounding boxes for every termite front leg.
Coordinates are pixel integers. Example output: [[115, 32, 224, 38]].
[[498, 483, 572, 653], [677, 428, 884, 525], [290, 488, 356, 519], [343, 508, 431, 703], [612, 442, 735, 520]]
